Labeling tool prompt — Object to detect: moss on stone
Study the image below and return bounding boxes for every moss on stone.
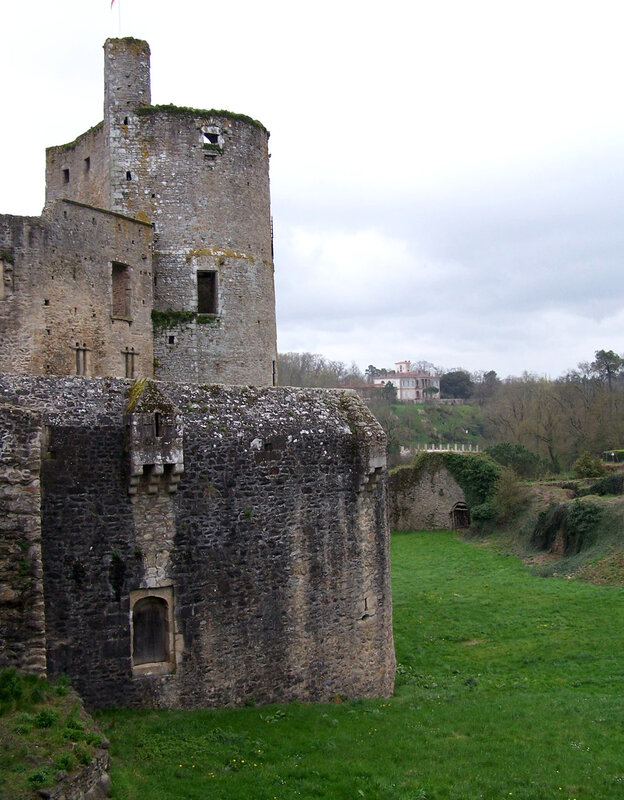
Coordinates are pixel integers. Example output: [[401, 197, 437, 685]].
[[152, 309, 220, 331], [49, 122, 104, 154], [125, 378, 175, 415], [136, 104, 268, 134]]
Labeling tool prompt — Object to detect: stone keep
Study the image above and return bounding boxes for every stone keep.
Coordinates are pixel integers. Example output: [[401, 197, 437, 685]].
[[2, 37, 276, 386], [0, 39, 395, 708]]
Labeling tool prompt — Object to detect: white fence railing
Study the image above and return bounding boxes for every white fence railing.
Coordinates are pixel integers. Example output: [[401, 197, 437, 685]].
[[413, 443, 481, 453]]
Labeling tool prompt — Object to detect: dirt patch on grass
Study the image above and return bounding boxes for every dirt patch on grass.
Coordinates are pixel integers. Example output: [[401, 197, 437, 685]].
[[574, 552, 624, 586]]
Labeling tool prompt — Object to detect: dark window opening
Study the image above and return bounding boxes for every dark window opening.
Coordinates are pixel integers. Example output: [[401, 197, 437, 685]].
[[63, 168, 70, 184], [126, 170, 132, 181], [123, 116, 129, 125], [203, 132, 219, 144], [154, 412, 161, 438], [132, 597, 168, 666], [84, 157, 90, 172], [43, 298, 50, 306], [197, 271, 217, 314], [168, 335, 175, 345], [272, 359, 277, 387], [112, 262, 131, 318]]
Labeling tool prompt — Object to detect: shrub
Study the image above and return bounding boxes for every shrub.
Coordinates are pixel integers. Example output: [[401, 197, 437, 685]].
[[485, 442, 546, 479], [531, 500, 603, 555], [471, 502, 495, 521], [54, 752, 76, 771], [54, 673, 71, 697], [566, 501, 603, 552], [586, 474, 624, 496], [75, 744, 93, 765], [491, 467, 528, 523], [27, 769, 53, 789], [0, 668, 24, 704], [35, 708, 58, 728], [573, 451, 606, 479]]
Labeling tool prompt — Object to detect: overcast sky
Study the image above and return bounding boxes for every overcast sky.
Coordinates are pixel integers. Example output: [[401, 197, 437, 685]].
[[2, 0, 624, 379]]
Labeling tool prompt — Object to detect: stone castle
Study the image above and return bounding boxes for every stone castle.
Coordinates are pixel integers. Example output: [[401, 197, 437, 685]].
[[0, 39, 395, 708]]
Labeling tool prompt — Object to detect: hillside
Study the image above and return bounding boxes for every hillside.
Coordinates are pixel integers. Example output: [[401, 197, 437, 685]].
[[368, 402, 486, 463], [467, 473, 624, 586]]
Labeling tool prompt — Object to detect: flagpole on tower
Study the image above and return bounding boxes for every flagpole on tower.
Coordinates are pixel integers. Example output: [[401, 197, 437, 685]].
[[111, 0, 121, 37]]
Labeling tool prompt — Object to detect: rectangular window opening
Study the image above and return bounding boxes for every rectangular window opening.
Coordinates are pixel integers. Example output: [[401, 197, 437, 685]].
[[63, 168, 70, 184], [197, 270, 217, 314], [84, 157, 91, 172], [112, 262, 131, 318]]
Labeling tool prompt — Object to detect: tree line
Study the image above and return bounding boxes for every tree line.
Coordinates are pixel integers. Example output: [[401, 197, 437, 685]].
[[278, 349, 624, 473]]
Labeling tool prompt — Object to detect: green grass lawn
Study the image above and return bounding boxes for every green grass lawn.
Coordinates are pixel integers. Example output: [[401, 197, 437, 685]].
[[97, 532, 624, 800]]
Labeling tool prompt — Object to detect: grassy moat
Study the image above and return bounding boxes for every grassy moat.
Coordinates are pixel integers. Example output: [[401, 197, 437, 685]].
[[97, 531, 624, 800], [4, 530, 624, 799]]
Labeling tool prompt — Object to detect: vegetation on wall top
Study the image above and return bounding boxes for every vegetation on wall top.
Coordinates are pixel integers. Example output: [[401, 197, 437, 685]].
[[137, 104, 268, 134], [125, 378, 175, 415], [151, 309, 220, 331], [48, 122, 104, 154]]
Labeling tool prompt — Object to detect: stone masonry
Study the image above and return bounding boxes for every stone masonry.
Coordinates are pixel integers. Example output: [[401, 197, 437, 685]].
[[0, 38, 395, 711], [41, 37, 277, 386], [389, 463, 467, 530], [0, 376, 394, 708]]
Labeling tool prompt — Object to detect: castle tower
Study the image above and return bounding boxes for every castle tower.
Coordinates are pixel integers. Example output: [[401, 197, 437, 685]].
[[42, 38, 277, 387], [104, 38, 277, 386], [103, 38, 151, 216]]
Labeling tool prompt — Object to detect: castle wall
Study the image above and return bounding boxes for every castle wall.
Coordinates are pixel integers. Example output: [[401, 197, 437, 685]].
[[389, 463, 467, 530], [0, 201, 154, 378], [0, 376, 394, 708], [42, 38, 278, 386], [0, 403, 46, 675], [45, 122, 109, 210], [131, 110, 276, 386]]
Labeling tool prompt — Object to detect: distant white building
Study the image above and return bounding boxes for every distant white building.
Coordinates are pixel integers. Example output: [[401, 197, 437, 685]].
[[373, 361, 440, 403]]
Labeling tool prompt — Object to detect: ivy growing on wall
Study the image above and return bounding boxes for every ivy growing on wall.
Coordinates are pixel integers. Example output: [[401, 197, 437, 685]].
[[405, 451, 502, 519]]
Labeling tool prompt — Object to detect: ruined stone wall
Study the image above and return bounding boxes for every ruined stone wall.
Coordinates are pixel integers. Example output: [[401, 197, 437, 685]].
[[45, 122, 109, 210], [0, 201, 154, 378], [389, 463, 466, 530], [0, 403, 46, 675], [0, 377, 394, 709]]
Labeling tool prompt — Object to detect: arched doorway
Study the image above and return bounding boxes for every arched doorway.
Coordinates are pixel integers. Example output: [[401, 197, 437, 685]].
[[132, 596, 169, 665], [450, 501, 470, 529], [129, 587, 175, 675]]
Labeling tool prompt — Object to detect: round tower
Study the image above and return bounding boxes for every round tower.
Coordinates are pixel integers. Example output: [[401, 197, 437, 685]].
[[103, 38, 277, 386], [146, 109, 276, 386]]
